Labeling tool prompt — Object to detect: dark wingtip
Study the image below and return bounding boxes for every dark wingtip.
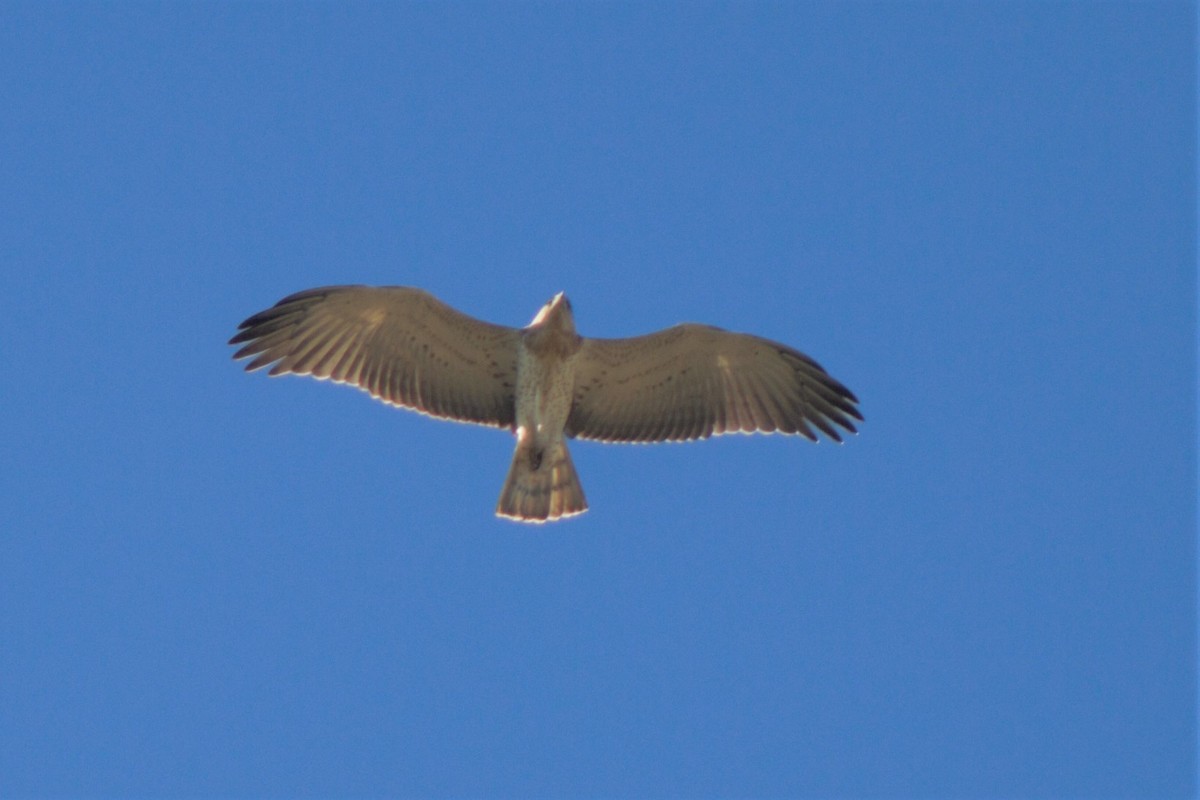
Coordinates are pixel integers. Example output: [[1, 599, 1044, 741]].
[[228, 328, 253, 347]]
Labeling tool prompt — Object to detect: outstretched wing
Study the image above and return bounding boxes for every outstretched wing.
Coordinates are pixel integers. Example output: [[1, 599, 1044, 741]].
[[230, 285, 520, 428], [566, 324, 861, 443]]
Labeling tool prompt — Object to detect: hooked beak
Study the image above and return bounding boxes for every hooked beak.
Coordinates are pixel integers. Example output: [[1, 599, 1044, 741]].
[[529, 292, 573, 327]]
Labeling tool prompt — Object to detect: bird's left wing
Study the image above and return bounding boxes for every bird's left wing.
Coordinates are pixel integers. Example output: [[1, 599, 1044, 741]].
[[230, 285, 520, 429], [567, 324, 861, 443]]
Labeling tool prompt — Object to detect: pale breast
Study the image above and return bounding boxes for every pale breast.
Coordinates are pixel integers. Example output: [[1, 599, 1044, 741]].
[[516, 336, 579, 440]]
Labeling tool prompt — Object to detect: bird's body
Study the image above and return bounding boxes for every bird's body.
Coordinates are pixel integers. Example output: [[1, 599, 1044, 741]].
[[230, 286, 861, 522], [501, 294, 587, 521]]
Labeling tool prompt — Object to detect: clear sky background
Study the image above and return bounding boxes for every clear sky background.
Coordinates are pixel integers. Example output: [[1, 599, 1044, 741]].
[[1, 2, 1194, 797]]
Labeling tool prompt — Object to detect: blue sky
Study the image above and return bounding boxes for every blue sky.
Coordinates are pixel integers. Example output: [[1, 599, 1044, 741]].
[[1, 2, 1194, 797]]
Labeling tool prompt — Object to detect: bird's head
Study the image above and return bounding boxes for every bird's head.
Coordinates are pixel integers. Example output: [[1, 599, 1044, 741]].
[[529, 292, 575, 333]]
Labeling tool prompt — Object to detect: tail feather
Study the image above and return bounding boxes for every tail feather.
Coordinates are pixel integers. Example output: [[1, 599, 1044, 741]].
[[496, 440, 588, 523]]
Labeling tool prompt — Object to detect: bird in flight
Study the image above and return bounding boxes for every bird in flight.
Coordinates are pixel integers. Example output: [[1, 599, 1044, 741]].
[[230, 286, 861, 523]]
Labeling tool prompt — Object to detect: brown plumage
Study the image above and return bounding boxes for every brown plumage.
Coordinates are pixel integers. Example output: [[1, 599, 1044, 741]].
[[230, 286, 861, 522]]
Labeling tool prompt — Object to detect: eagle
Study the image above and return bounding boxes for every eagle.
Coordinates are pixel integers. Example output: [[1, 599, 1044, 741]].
[[230, 286, 861, 522]]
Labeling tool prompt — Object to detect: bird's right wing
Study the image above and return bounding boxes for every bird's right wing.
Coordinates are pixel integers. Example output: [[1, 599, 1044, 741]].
[[230, 286, 520, 429], [567, 324, 861, 443]]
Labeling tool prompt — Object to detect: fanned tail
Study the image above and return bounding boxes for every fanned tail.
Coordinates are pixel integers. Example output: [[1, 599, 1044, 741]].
[[496, 439, 588, 523]]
